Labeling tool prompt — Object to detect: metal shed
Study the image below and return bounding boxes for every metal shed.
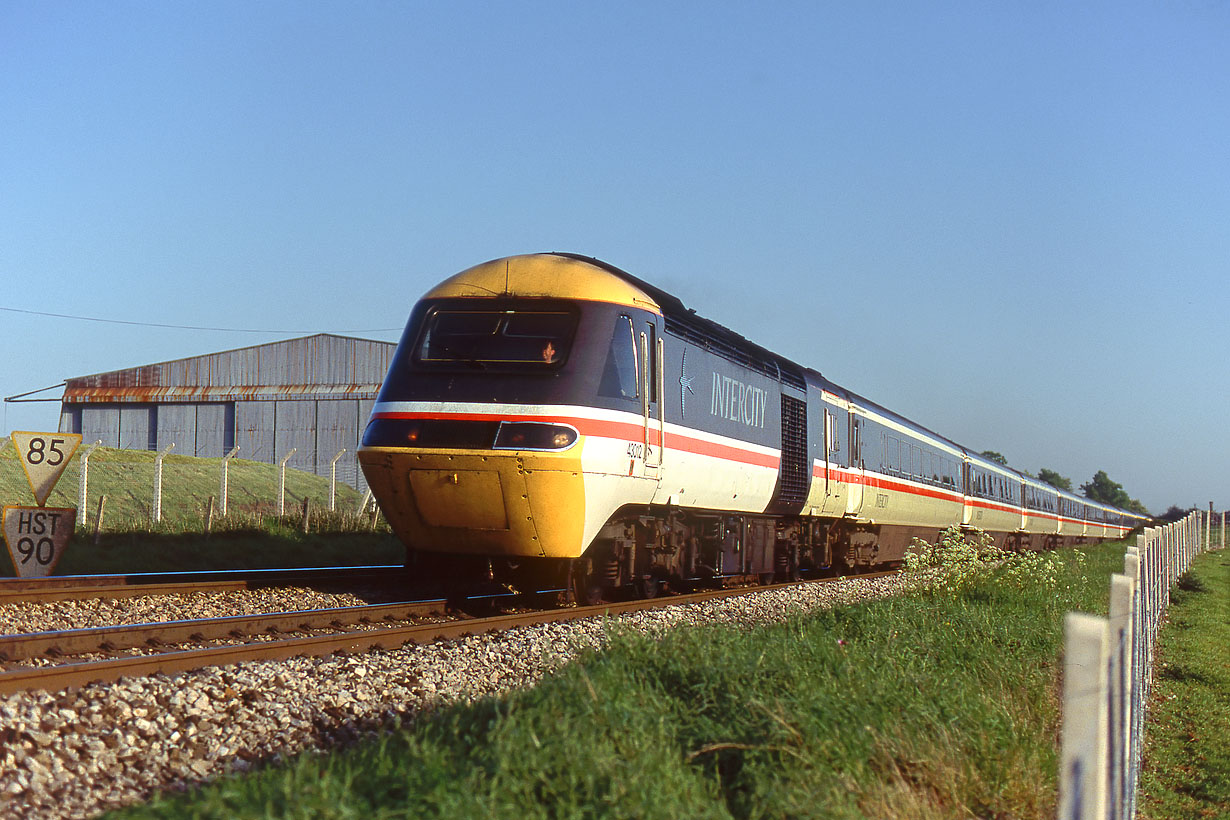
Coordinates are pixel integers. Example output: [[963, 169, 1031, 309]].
[[56, 334, 396, 487]]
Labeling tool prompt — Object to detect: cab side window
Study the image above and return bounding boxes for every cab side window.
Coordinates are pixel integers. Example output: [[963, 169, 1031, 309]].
[[598, 315, 639, 400]]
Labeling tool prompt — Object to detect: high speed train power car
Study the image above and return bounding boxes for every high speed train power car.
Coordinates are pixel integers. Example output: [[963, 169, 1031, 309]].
[[358, 253, 1147, 600]]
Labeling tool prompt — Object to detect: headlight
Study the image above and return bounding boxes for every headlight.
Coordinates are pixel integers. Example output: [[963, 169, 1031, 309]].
[[493, 422, 579, 451]]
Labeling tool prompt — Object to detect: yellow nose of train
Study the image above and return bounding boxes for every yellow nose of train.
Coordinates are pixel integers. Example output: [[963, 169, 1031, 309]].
[[358, 253, 666, 563], [359, 446, 587, 559]]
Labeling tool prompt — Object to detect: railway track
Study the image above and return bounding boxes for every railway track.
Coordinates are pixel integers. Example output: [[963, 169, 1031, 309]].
[[0, 574, 893, 696], [0, 564, 412, 605]]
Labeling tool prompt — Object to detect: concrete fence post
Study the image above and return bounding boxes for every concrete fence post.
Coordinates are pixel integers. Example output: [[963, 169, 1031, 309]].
[[219, 446, 239, 517], [152, 443, 175, 523], [1123, 550, 1143, 820], [1207, 503, 1213, 553], [1107, 573, 1135, 819], [1162, 525, 1171, 611], [329, 449, 347, 512], [1059, 612, 1110, 820], [77, 440, 103, 527], [278, 448, 297, 516]]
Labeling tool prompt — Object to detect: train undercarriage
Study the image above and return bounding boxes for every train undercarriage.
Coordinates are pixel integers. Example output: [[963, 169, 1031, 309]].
[[399, 506, 1096, 605]]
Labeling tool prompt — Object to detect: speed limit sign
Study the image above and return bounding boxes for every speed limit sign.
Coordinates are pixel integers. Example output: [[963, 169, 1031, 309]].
[[2, 506, 77, 578], [11, 431, 82, 506]]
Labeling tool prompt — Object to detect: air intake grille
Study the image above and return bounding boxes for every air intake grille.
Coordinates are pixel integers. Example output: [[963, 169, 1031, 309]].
[[777, 395, 809, 505]]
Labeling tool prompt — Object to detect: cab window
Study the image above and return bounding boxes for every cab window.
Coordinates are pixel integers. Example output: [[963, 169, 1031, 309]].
[[416, 308, 577, 367], [598, 315, 639, 399]]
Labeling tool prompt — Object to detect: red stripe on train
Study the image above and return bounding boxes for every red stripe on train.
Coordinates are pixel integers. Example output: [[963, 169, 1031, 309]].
[[371, 411, 781, 470]]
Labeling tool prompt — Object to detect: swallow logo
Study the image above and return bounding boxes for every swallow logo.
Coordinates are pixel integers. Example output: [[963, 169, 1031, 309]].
[[679, 348, 695, 415]]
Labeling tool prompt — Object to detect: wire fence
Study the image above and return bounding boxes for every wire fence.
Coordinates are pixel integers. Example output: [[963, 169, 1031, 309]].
[[0, 437, 376, 537], [1057, 509, 1224, 820]]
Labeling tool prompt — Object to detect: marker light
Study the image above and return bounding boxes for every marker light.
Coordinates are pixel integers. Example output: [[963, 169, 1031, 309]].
[[493, 422, 579, 451]]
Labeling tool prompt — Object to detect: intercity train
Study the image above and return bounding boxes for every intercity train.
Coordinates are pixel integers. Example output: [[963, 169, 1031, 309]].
[[358, 253, 1147, 600]]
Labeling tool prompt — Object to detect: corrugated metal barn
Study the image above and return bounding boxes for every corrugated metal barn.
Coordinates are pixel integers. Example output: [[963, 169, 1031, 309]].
[[57, 334, 396, 487]]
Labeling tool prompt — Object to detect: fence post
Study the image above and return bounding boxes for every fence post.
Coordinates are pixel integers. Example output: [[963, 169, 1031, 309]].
[[1186, 514, 1192, 570], [77, 440, 103, 526], [329, 449, 346, 512], [278, 448, 297, 516], [1162, 524, 1171, 612], [93, 495, 108, 544], [1123, 549, 1142, 804], [1108, 573, 1134, 820], [152, 443, 174, 523], [219, 446, 239, 517], [1207, 503, 1213, 553], [1059, 612, 1110, 820], [1187, 513, 1195, 568]]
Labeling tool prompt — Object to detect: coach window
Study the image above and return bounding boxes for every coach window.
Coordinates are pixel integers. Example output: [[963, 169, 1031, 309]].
[[598, 315, 639, 400]]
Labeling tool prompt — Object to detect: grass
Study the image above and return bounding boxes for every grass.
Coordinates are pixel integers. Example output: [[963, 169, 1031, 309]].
[[0, 442, 402, 575], [1138, 547, 1230, 819], [0, 441, 367, 529], [107, 540, 1134, 819]]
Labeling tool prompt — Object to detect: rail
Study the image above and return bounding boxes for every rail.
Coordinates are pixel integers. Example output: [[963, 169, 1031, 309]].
[[1057, 510, 1222, 820], [0, 572, 897, 695], [0, 565, 409, 604]]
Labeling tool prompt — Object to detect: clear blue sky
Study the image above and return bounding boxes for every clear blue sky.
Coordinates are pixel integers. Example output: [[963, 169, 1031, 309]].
[[2, 2, 1227, 515]]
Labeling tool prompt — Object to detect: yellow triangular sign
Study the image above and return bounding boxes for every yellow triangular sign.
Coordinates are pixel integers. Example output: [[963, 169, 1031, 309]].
[[10, 432, 82, 506]]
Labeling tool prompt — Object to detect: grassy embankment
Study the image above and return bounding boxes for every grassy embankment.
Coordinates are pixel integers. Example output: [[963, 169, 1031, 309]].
[[1138, 546, 1229, 819], [0, 443, 401, 575], [106, 536, 1209, 820]]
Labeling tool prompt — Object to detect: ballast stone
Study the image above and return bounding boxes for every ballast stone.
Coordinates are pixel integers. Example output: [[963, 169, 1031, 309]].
[[0, 573, 908, 819]]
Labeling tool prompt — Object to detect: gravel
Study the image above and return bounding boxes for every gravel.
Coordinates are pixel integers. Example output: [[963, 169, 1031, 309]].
[[0, 575, 909, 819], [0, 588, 377, 636]]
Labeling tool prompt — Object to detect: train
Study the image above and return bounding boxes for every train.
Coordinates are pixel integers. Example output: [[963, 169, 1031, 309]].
[[357, 253, 1148, 601]]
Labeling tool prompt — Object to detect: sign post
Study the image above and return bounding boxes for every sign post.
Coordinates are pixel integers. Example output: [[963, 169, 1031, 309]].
[[4, 431, 83, 577]]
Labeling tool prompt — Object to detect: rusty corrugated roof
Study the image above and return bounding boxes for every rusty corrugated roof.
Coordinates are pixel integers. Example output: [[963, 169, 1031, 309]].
[[61, 384, 384, 403], [61, 334, 396, 402]]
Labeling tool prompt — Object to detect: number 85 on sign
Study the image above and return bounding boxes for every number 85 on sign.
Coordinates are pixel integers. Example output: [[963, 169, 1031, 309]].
[[11, 431, 82, 506]]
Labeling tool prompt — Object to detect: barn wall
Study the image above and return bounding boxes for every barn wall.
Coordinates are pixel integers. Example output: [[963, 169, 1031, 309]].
[[81, 406, 120, 448], [56, 334, 394, 489], [155, 404, 196, 454], [273, 401, 317, 472], [234, 401, 276, 463], [194, 404, 234, 457]]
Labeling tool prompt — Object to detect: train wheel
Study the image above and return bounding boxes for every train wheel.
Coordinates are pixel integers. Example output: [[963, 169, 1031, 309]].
[[568, 560, 605, 606], [579, 583, 605, 606]]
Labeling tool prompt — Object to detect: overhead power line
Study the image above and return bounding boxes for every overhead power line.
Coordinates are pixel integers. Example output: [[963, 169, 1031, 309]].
[[0, 305, 400, 334]]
